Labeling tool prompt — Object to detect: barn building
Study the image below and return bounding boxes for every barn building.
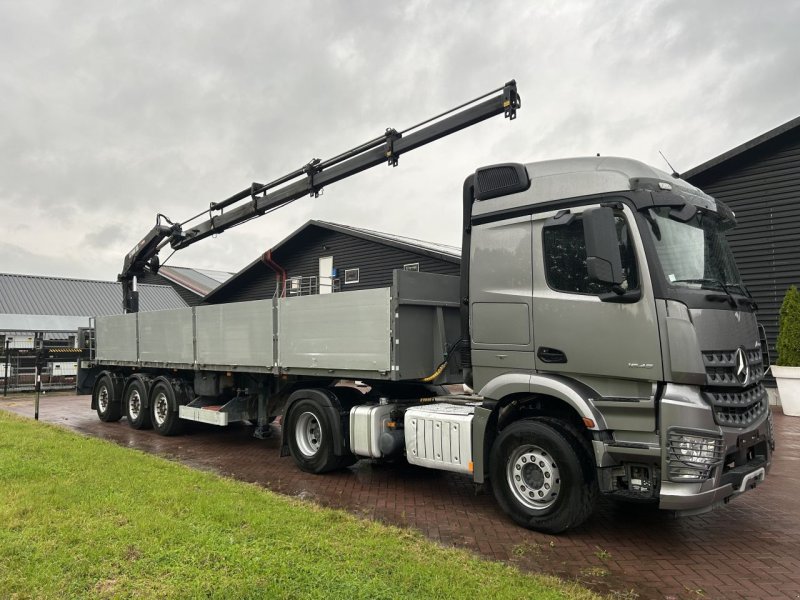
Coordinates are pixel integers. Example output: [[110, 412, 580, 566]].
[[203, 220, 461, 304], [0, 273, 186, 349], [138, 265, 233, 306], [684, 115, 800, 384], [0, 273, 186, 390]]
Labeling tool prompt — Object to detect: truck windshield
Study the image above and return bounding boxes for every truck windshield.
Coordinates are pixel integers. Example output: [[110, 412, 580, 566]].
[[645, 207, 745, 294]]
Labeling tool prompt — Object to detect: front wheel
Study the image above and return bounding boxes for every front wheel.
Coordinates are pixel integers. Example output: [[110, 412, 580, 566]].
[[490, 419, 596, 534], [286, 399, 353, 474]]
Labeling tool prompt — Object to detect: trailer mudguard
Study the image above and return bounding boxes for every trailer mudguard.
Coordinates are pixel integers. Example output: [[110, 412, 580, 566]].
[[124, 373, 155, 410], [149, 376, 192, 411], [280, 388, 351, 458], [90, 370, 125, 411]]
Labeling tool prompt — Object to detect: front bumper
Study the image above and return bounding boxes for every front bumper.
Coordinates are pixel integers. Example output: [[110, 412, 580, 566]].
[[658, 384, 772, 513]]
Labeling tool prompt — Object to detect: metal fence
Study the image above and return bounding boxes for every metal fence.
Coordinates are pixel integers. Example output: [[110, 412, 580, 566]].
[[1, 335, 81, 394]]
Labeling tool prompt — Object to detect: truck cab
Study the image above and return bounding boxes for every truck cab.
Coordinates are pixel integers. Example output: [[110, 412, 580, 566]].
[[466, 157, 772, 528]]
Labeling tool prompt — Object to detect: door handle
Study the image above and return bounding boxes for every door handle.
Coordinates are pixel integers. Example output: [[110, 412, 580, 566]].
[[537, 346, 567, 363]]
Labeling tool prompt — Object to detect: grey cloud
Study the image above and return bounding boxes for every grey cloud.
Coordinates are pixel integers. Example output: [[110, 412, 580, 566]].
[[1, 0, 798, 280]]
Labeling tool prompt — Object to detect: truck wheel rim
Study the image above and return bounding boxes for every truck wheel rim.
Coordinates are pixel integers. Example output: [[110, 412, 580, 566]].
[[98, 386, 109, 413], [128, 390, 141, 420], [506, 444, 561, 511], [295, 412, 322, 457], [153, 392, 168, 426]]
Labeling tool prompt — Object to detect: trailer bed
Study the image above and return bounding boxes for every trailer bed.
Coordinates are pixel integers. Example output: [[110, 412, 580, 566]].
[[94, 271, 461, 382]]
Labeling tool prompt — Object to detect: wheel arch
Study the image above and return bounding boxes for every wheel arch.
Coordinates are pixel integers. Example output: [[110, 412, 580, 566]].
[[149, 375, 192, 410], [90, 370, 125, 410], [123, 373, 155, 409], [474, 373, 607, 484], [280, 387, 360, 458]]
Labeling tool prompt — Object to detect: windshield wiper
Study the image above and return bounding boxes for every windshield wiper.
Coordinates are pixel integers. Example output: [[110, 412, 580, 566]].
[[671, 278, 737, 307], [727, 282, 758, 310], [643, 212, 661, 240]]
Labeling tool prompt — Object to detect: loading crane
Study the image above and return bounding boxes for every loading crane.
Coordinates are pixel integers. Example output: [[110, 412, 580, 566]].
[[119, 81, 521, 313]]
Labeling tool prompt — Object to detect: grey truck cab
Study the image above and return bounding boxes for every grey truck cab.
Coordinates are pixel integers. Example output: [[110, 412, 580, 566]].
[[463, 156, 773, 530]]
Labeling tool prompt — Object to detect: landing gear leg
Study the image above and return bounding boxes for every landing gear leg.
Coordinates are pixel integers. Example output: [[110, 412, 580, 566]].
[[253, 387, 272, 439]]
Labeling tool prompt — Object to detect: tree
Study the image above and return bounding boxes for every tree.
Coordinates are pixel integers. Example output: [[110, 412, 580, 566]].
[[776, 285, 800, 367]]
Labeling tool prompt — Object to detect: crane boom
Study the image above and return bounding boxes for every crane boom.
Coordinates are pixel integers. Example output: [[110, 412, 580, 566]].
[[119, 80, 521, 313]]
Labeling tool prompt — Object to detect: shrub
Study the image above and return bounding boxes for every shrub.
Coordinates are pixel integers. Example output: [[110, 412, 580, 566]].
[[776, 285, 800, 367]]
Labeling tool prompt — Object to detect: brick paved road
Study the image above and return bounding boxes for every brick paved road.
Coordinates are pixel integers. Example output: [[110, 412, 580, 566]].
[[2, 394, 799, 600]]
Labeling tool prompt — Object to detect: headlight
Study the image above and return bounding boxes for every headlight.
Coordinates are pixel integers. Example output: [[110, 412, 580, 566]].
[[667, 430, 724, 482]]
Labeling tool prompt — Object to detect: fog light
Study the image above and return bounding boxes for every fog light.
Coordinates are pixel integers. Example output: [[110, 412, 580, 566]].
[[667, 430, 723, 482]]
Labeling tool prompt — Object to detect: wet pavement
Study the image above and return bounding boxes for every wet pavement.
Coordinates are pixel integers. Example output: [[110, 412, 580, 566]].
[[2, 394, 799, 600]]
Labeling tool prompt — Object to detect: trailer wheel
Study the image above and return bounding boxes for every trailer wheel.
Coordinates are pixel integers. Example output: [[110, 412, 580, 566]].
[[286, 399, 349, 473], [125, 379, 152, 430], [150, 381, 184, 436], [95, 375, 122, 422], [490, 419, 595, 534]]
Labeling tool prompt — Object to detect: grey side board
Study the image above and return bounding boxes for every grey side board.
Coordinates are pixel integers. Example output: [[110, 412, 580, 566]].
[[96, 313, 138, 362], [196, 300, 273, 368], [139, 308, 194, 364], [278, 288, 392, 372], [93, 272, 462, 380]]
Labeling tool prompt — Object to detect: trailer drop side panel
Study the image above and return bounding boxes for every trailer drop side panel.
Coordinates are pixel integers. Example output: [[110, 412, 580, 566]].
[[139, 308, 194, 364], [96, 314, 137, 362], [92, 272, 461, 380], [277, 288, 391, 372], [196, 300, 273, 368]]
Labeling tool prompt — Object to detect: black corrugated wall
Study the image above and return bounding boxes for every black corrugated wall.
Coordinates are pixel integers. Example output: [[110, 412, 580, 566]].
[[207, 226, 460, 304], [686, 128, 800, 376]]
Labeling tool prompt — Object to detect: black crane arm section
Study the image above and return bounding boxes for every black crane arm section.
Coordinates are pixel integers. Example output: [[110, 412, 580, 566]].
[[119, 80, 520, 313]]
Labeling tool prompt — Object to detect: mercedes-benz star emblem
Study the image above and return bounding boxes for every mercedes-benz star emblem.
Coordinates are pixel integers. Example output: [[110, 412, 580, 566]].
[[735, 347, 749, 386]]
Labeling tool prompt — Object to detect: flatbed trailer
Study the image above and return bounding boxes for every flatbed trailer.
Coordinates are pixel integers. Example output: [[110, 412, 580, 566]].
[[84, 271, 461, 425]]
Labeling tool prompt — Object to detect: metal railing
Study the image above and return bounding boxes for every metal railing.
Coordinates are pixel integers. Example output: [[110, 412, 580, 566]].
[[279, 276, 342, 298]]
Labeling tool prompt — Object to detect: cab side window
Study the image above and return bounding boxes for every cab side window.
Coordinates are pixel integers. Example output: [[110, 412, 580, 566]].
[[543, 213, 639, 295]]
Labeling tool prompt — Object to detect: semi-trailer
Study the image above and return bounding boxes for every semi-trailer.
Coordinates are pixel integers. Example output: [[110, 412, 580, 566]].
[[78, 81, 773, 532]]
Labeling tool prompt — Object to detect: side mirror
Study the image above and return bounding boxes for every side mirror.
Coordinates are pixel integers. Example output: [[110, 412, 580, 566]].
[[583, 207, 624, 285]]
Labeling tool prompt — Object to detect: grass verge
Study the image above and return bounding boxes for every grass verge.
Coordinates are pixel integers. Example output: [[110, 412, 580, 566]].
[[0, 412, 597, 599]]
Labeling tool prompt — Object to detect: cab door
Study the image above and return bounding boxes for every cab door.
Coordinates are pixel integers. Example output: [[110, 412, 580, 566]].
[[530, 203, 662, 384]]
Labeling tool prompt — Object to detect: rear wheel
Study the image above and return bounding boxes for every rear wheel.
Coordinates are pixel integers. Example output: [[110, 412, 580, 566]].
[[150, 381, 185, 436], [125, 379, 152, 430], [490, 419, 595, 533], [286, 399, 353, 473], [95, 375, 122, 422]]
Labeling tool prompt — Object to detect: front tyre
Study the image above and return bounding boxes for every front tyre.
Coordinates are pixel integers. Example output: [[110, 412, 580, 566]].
[[94, 374, 122, 422], [125, 379, 152, 430], [490, 419, 595, 534], [286, 399, 352, 474]]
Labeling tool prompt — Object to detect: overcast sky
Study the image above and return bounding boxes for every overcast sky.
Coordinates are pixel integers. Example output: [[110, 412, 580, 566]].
[[2, 0, 798, 281]]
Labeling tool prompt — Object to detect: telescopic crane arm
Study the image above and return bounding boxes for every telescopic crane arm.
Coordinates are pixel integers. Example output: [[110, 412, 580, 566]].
[[119, 80, 521, 313]]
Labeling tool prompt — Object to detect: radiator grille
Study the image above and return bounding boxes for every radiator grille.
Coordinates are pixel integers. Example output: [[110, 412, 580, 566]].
[[702, 348, 763, 387], [702, 383, 768, 427]]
